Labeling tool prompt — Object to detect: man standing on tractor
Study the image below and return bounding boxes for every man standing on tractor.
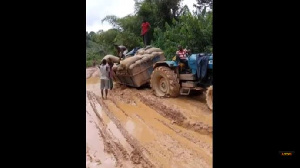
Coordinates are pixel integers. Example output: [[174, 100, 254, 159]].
[[176, 45, 189, 70], [141, 19, 151, 47]]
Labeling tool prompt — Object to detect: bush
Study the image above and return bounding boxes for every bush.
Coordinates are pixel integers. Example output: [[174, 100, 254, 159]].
[[86, 60, 93, 67], [153, 13, 213, 59]]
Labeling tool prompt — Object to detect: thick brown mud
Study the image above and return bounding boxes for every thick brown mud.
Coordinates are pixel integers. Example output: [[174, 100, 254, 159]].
[[86, 68, 212, 168]]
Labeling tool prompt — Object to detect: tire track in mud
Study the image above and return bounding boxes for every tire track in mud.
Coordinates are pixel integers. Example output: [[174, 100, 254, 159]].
[[86, 113, 104, 168], [87, 94, 124, 167], [88, 90, 212, 168], [87, 94, 145, 168], [87, 102, 124, 167], [135, 91, 213, 136], [110, 88, 212, 138], [88, 108, 128, 167], [89, 90, 212, 168], [155, 118, 212, 156], [87, 91, 155, 168]]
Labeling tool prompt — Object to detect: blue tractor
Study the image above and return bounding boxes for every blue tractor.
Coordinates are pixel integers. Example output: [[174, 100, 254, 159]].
[[150, 53, 213, 110]]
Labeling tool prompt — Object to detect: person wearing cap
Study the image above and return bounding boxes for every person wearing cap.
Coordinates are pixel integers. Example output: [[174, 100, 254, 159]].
[[176, 45, 189, 69]]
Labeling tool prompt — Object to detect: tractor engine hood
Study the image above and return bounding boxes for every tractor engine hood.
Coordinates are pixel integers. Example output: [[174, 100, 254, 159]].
[[188, 53, 213, 75]]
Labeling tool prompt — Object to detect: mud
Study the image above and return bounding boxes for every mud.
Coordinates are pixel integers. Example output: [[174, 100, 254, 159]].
[[86, 67, 100, 79], [86, 68, 213, 168]]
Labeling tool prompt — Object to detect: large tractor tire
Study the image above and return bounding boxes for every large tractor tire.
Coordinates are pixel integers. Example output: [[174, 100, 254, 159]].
[[150, 66, 180, 97], [206, 86, 213, 110]]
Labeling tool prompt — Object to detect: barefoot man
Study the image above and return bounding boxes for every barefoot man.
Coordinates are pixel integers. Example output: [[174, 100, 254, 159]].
[[98, 59, 110, 99]]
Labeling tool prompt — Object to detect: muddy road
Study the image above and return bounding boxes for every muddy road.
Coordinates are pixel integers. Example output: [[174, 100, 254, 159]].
[[86, 67, 213, 168]]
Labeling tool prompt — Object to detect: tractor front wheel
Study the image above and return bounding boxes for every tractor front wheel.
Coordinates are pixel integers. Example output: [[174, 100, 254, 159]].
[[150, 66, 180, 97]]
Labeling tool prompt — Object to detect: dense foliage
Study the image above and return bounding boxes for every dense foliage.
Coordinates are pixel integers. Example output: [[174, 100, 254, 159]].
[[86, 0, 213, 67]]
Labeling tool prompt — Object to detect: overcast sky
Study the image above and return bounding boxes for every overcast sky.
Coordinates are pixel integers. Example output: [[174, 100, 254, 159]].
[[86, 0, 200, 33]]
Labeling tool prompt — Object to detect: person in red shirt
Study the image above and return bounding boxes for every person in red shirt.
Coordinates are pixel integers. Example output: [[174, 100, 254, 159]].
[[141, 19, 151, 47]]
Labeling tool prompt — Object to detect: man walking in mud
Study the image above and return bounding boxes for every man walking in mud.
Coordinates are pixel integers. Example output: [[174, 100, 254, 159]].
[[98, 59, 110, 99]]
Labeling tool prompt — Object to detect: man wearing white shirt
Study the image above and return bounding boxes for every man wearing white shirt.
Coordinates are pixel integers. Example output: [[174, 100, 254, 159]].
[[98, 59, 110, 99]]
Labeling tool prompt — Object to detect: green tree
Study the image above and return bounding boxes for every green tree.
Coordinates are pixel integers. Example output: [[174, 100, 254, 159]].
[[102, 15, 143, 50], [153, 12, 212, 60]]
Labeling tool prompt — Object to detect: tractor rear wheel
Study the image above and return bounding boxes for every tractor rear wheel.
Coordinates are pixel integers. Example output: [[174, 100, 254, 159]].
[[206, 86, 213, 110], [150, 66, 180, 97]]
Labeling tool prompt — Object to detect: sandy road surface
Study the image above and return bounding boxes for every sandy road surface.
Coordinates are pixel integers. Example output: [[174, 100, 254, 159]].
[[86, 67, 212, 168]]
